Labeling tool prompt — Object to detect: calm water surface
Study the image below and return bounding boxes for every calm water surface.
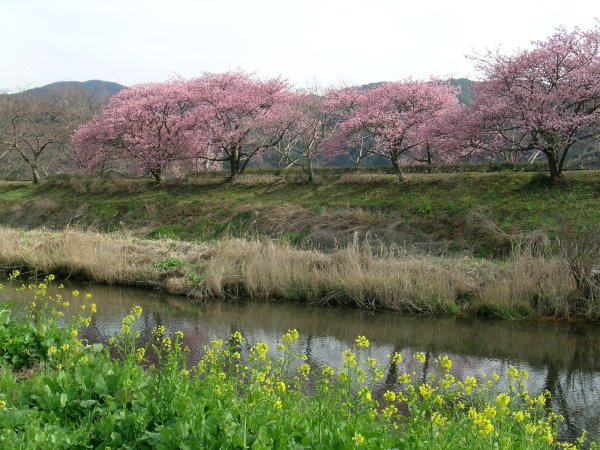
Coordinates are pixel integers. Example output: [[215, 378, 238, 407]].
[[3, 280, 599, 442]]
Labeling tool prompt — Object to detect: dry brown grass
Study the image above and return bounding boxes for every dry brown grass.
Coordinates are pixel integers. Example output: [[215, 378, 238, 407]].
[[338, 173, 396, 185], [254, 204, 394, 235], [200, 238, 469, 312], [0, 227, 207, 290], [250, 204, 403, 249], [230, 173, 315, 186], [0, 227, 587, 317]]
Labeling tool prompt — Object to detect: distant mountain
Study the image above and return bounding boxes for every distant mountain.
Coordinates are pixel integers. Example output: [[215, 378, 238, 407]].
[[18, 80, 125, 99], [358, 78, 475, 106], [449, 78, 475, 105]]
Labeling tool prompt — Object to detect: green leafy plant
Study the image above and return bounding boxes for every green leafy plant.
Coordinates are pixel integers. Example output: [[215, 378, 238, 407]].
[[152, 257, 183, 270]]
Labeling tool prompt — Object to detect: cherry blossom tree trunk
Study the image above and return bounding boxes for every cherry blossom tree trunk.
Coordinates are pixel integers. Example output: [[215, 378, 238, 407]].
[[307, 156, 315, 184], [545, 151, 565, 184], [228, 148, 242, 181], [425, 143, 433, 173], [149, 168, 162, 183], [390, 149, 406, 183]]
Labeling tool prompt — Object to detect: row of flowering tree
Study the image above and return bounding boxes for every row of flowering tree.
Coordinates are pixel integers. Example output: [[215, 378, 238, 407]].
[[73, 24, 600, 183], [72, 74, 462, 182]]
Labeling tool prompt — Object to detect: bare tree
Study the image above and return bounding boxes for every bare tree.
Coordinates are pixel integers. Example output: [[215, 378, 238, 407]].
[[0, 87, 103, 183], [556, 223, 600, 313]]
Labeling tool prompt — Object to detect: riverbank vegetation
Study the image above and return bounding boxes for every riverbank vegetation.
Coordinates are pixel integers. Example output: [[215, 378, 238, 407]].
[[0, 224, 597, 319], [0, 281, 596, 448], [0, 170, 599, 319]]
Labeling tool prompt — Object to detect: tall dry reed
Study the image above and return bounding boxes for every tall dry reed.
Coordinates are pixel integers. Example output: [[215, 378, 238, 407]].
[[0, 227, 588, 317]]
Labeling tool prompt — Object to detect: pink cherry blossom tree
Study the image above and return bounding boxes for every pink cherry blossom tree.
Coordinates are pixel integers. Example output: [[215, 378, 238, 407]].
[[330, 81, 461, 180], [274, 89, 344, 183], [322, 87, 373, 166], [184, 72, 295, 180], [73, 81, 194, 182], [465, 24, 600, 182]]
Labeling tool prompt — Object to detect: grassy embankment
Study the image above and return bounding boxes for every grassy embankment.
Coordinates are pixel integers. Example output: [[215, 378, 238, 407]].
[[0, 170, 598, 318], [0, 282, 595, 448]]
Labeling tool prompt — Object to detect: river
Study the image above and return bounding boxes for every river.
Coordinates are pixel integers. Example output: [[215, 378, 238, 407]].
[[2, 280, 599, 442]]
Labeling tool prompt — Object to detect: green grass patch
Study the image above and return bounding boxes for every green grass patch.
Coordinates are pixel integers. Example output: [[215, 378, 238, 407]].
[[152, 258, 184, 270], [0, 171, 598, 255], [147, 224, 185, 240]]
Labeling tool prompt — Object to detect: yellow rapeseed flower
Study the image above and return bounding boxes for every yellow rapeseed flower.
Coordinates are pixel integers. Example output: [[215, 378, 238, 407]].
[[496, 393, 510, 408], [513, 411, 525, 422], [484, 405, 497, 419], [414, 352, 426, 363], [438, 355, 452, 371], [352, 433, 365, 445], [0, 400, 6, 410], [419, 383, 435, 399], [342, 349, 357, 366], [383, 390, 396, 402], [481, 422, 494, 436], [299, 363, 311, 378], [441, 374, 455, 390], [535, 393, 547, 406], [48, 346, 57, 356], [359, 387, 372, 403], [72, 290, 80, 297], [355, 335, 369, 348], [283, 329, 299, 344], [398, 373, 411, 384], [431, 412, 448, 428], [322, 365, 335, 378], [254, 342, 269, 360], [231, 331, 244, 344], [382, 404, 398, 419]]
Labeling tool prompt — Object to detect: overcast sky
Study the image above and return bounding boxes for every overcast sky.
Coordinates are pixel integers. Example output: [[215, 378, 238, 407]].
[[1, 0, 598, 91]]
